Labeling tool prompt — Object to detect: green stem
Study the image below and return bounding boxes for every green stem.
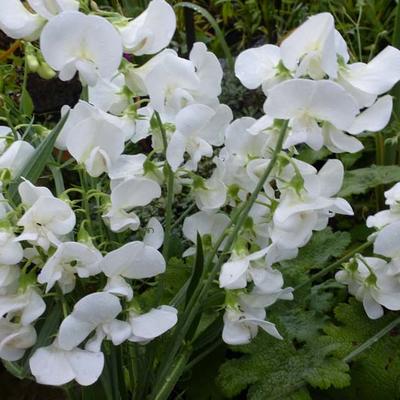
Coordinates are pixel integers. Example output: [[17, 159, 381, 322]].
[[171, 203, 196, 231], [294, 241, 372, 292], [78, 169, 94, 237], [154, 111, 175, 261], [343, 315, 400, 362], [153, 347, 191, 400], [152, 121, 289, 398]]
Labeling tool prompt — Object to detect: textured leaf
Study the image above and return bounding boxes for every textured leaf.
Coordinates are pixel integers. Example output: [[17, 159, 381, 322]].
[[339, 165, 400, 197], [217, 331, 350, 400], [322, 299, 400, 400], [279, 228, 350, 289]]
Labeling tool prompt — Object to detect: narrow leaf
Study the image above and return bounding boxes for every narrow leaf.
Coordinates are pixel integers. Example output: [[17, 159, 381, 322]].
[[8, 112, 68, 203]]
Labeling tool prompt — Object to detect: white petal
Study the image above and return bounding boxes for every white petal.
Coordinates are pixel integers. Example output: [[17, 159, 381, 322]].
[[0, 141, 35, 178], [100, 241, 166, 279], [363, 294, 384, 319], [324, 124, 363, 153], [103, 275, 133, 301], [119, 0, 176, 55], [111, 177, 161, 209], [143, 217, 164, 249], [58, 292, 121, 350], [0, 0, 44, 40], [30, 344, 104, 386], [219, 259, 249, 289], [129, 306, 177, 340], [265, 79, 358, 130], [374, 221, 400, 258], [348, 95, 393, 134], [166, 132, 186, 171], [18, 180, 53, 206], [280, 13, 336, 78], [235, 44, 281, 89], [343, 46, 400, 95]]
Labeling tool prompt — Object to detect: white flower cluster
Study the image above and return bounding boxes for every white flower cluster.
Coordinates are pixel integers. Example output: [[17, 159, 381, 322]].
[[336, 183, 400, 319], [0, 0, 400, 388], [0, 179, 177, 386]]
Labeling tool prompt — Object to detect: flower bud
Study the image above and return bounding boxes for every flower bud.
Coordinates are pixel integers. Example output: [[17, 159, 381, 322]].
[[37, 62, 56, 80], [26, 55, 39, 73]]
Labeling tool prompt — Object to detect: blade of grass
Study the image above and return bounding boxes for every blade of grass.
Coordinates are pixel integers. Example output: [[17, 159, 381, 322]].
[[174, 2, 234, 71]]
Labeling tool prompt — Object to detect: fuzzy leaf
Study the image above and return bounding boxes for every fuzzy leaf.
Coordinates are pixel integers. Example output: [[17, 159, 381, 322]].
[[339, 165, 400, 197], [217, 331, 350, 400], [322, 299, 400, 400]]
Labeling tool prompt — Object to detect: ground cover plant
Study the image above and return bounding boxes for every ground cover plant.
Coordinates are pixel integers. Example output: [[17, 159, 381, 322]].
[[1, 1, 400, 399]]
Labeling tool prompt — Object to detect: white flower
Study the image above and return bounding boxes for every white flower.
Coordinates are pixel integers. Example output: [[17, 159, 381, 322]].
[[219, 247, 270, 290], [103, 275, 133, 301], [264, 79, 359, 150], [373, 221, 400, 264], [336, 257, 400, 319], [0, 265, 20, 296], [88, 74, 129, 114], [194, 175, 226, 211], [166, 103, 232, 171], [100, 241, 165, 280], [17, 181, 75, 250], [40, 11, 123, 86], [0, 0, 45, 40], [29, 341, 104, 386], [128, 305, 177, 343], [133, 43, 224, 116], [0, 140, 35, 178], [38, 242, 102, 294], [271, 159, 353, 249], [103, 177, 161, 232], [239, 265, 294, 308], [57, 101, 133, 150], [65, 111, 126, 177], [222, 306, 282, 345], [108, 154, 147, 187], [367, 183, 400, 230], [182, 211, 230, 257], [0, 230, 23, 265], [58, 292, 122, 351], [280, 13, 340, 79], [28, 0, 79, 20], [0, 287, 46, 326], [0, 319, 36, 361], [338, 46, 400, 107], [235, 44, 282, 91], [117, 0, 176, 55]]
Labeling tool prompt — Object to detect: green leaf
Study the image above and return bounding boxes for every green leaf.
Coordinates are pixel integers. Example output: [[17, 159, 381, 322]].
[[186, 233, 204, 306], [217, 331, 350, 400], [281, 228, 351, 273], [20, 87, 34, 117], [174, 2, 234, 71], [279, 228, 351, 288], [339, 165, 400, 197], [8, 112, 68, 203], [322, 299, 400, 400]]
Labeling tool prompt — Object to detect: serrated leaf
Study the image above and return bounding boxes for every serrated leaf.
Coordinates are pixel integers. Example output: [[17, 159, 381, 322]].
[[339, 165, 400, 197], [279, 228, 351, 288], [217, 331, 349, 400], [322, 299, 400, 400]]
